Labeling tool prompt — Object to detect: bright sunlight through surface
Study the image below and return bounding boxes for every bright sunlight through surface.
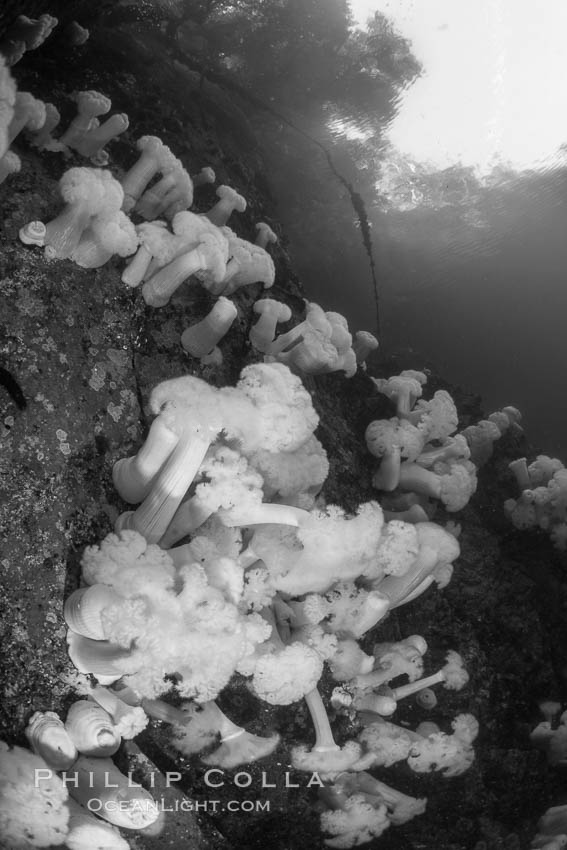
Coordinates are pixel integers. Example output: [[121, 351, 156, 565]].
[[350, 0, 567, 178]]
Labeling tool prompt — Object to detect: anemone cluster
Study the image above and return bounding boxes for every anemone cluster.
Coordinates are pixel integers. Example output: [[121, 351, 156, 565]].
[[0, 24, 523, 850], [0, 356, 484, 847], [52, 359, 482, 848], [505, 454, 567, 550], [3, 56, 377, 372], [367, 369, 521, 521], [263, 300, 365, 377], [529, 700, 567, 847], [0, 685, 159, 849], [0, 14, 61, 67]]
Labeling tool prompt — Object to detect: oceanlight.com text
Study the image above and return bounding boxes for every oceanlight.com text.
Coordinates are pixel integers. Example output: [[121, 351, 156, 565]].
[[86, 797, 271, 814]]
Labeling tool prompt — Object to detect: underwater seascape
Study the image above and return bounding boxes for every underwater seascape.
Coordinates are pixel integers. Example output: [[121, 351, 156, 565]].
[[2, 1, 567, 849]]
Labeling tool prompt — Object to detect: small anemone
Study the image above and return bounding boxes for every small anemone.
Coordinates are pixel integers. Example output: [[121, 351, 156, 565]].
[[19, 220, 46, 246]]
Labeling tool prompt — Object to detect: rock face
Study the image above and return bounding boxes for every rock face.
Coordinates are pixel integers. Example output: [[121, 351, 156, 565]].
[[0, 198, 146, 737], [1, 17, 567, 850]]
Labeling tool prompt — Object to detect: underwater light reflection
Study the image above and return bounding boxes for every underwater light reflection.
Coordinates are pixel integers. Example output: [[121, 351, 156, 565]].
[[352, 0, 567, 188]]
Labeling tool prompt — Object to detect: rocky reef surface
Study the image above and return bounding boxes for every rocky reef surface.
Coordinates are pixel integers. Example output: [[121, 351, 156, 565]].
[[1, 18, 567, 850]]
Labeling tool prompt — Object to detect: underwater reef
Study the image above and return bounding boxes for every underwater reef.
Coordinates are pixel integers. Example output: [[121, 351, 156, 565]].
[[2, 8, 567, 850]]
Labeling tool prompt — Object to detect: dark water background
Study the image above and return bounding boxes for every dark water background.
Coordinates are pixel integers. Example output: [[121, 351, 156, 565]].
[[242, 31, 567, 459], [259, 112, 567, 456]]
